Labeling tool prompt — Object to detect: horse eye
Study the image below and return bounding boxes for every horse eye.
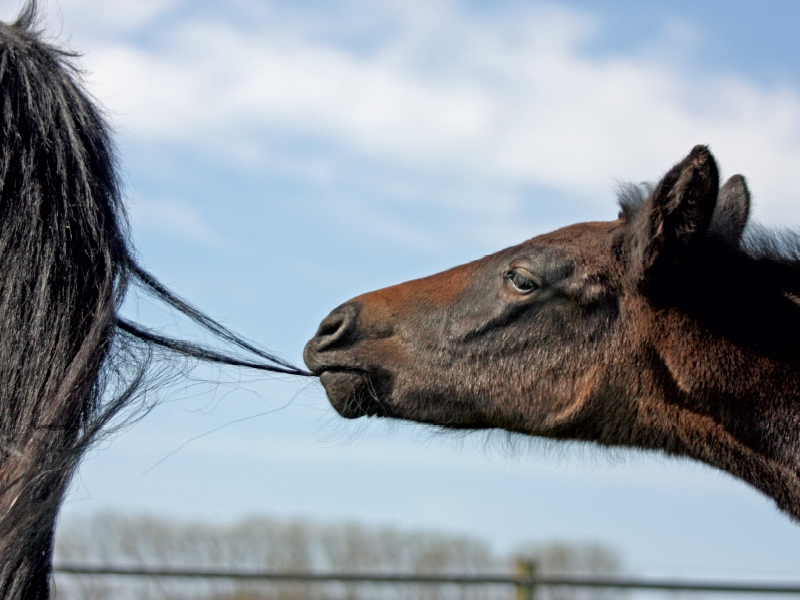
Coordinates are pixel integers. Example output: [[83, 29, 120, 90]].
[[505, 269, 539, 294]]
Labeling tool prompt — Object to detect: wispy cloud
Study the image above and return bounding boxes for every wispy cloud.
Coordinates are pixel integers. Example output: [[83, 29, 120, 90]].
[[6, 0, 800, 226]]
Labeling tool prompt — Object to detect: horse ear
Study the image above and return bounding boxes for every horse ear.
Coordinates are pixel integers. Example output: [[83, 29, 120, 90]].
[[628, 145, 719, 283], [708, 174, 750, 246]]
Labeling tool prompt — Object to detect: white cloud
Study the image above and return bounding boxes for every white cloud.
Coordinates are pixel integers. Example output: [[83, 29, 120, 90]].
[[4, 0, 800, 226]]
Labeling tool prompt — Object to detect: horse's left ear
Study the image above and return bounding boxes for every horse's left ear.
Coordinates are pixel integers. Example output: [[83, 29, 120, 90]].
[[628, 145, 719, 284], [708, 174, 750, 246]]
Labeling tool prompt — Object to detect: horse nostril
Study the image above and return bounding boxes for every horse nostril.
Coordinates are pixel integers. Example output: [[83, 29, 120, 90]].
[[317, 314, 344, 337], [314, 303, 358, 351]]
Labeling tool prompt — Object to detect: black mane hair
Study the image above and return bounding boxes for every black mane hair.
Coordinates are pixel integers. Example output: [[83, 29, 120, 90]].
[[616, 181, 654, 223], [0, 5, 308, 598]]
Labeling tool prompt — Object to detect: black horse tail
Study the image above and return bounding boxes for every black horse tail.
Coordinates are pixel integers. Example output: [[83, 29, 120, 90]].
[[0, 4, 309, 598]]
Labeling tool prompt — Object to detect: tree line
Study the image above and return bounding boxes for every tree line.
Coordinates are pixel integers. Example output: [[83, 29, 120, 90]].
[[53, 513, 623, 600]]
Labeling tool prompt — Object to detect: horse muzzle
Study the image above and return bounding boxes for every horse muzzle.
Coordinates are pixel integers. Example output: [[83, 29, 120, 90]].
[[304, 302, 390, 418]]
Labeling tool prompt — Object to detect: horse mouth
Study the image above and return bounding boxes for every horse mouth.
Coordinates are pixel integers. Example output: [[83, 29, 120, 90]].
[[318, 368, 388, 419]]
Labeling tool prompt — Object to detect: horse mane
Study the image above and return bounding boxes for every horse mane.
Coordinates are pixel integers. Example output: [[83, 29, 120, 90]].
[[0, 4, 307, 598], [616, 182, 654, 223]]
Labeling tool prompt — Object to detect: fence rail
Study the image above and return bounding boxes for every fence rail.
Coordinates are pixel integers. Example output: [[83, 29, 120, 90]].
[[53, 564, 800, 594]]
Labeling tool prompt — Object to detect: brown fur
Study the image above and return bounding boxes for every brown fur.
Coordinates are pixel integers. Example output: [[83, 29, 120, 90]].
[[305, 146, 800, 520]]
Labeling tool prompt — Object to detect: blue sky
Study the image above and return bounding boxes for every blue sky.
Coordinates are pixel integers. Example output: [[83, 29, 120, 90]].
[[4, 0, 800, 583]]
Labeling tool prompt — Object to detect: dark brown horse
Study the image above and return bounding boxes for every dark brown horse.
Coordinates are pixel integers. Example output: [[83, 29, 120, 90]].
[[305, 145, 800, 522]]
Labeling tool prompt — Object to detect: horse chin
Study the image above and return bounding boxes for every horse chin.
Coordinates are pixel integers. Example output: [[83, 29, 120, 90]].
[[319, 369, 388, 419]]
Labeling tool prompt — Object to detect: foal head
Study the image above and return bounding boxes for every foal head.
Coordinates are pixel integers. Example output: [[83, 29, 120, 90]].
[[306, 145, 747, 429], [305, 146, 800, 518]]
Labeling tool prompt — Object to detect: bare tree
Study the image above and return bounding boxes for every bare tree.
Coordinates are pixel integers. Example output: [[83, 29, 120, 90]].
[[54, 514, 623, 600]]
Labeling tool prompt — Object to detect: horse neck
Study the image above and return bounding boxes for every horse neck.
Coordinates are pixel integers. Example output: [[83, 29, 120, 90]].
[[643, 299, 800, 519]]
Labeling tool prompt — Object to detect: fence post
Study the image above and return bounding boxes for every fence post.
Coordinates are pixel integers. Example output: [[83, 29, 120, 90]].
[[514, 559, 537, 600]]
